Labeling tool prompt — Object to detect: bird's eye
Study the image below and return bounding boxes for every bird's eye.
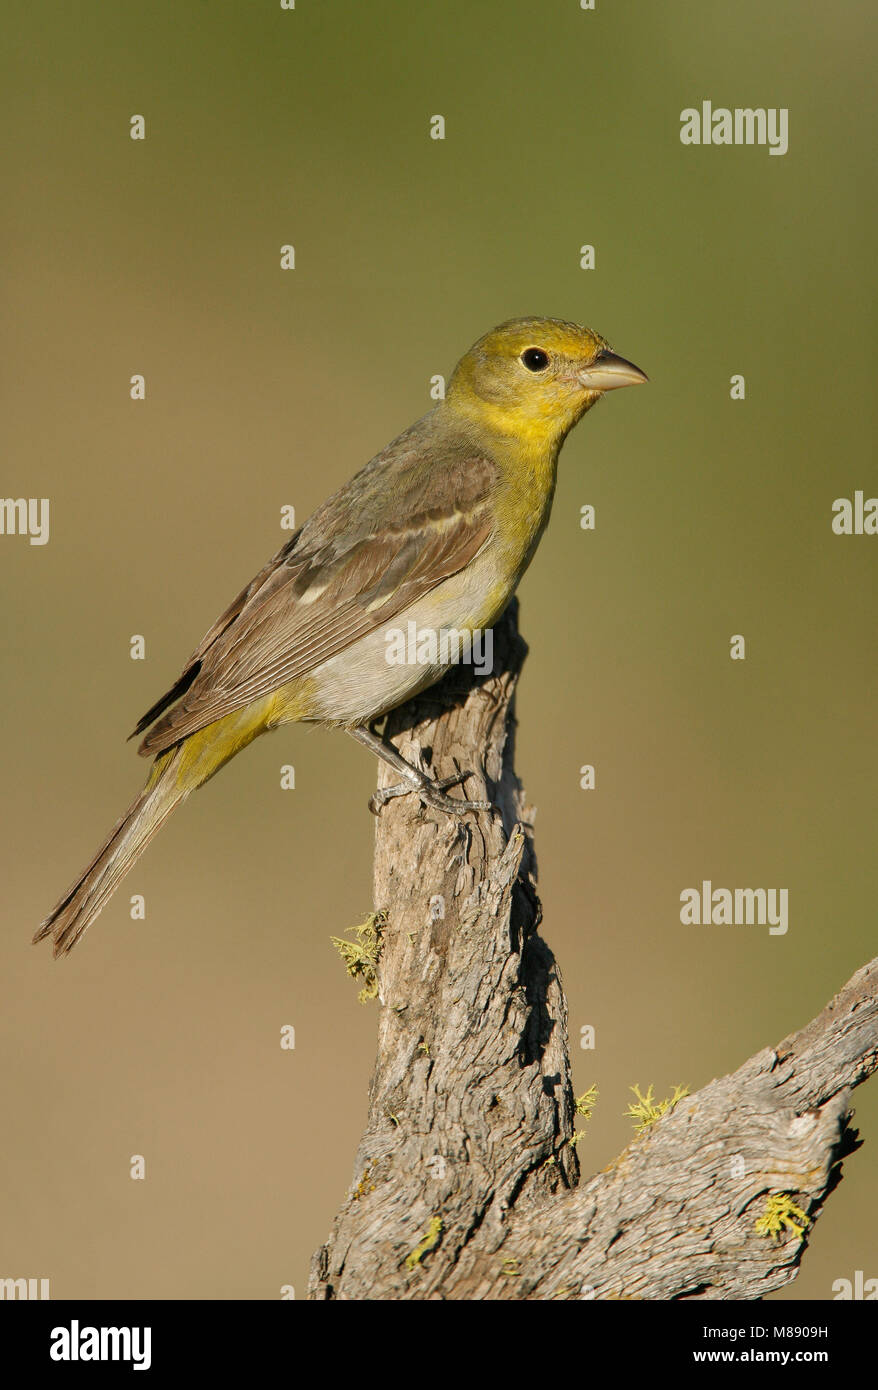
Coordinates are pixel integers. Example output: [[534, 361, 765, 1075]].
[[521, 347, 549, 372]]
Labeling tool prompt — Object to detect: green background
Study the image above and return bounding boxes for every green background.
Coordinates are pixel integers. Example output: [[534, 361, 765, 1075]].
[[2, 0, 875, 1299]]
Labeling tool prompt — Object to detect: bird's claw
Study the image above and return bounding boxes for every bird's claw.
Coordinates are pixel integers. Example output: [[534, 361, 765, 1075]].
[[369, 770, 493, 818]]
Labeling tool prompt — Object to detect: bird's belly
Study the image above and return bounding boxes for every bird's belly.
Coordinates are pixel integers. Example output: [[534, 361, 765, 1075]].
[[292, 549, 509, 726]]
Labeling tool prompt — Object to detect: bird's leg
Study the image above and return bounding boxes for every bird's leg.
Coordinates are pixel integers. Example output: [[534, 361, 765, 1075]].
[[348, 724, 493, 817]]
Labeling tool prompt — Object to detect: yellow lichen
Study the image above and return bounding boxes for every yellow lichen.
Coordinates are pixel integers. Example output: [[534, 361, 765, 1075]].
[[351, 1169, 375, 1201], [754, 1193, 810, 1241], [626, 1082, 689, 1133], [575, 1084, 599, 1120], [568, 1084, 599, 1147], [405, 1216, 443, 1270], [331, 911, 387, 1003]]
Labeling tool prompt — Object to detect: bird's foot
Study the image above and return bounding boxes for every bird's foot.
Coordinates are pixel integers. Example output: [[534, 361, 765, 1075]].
[[349, 723, 493, 818], [369, 769, 492, 818]]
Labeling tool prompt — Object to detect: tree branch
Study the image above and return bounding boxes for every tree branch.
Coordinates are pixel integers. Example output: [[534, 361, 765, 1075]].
[[308, 602, 878, 1300]]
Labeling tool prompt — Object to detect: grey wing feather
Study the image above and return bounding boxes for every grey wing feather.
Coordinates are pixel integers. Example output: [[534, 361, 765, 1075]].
[[134, 419, 497, 755]]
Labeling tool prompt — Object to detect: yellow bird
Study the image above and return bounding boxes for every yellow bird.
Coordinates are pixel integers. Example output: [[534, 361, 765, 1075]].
[[36, 317, 647, 956]]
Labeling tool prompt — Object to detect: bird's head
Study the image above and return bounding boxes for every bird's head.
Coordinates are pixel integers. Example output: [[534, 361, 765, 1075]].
[[446, 316, 647, 446]]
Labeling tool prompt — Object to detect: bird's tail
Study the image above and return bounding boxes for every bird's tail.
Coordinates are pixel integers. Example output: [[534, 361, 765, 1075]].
[[34, 749, 187, 957]]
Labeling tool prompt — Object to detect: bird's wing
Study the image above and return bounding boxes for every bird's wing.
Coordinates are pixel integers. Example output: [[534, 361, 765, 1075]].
[[134, 437, 497, 755]]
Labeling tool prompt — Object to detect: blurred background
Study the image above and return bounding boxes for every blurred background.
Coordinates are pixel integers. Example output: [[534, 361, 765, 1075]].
[[2, 0, 875, 1299]]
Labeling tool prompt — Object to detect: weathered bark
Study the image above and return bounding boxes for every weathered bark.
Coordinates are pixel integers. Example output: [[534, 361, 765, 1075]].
[[308, 602, 878, 1300]]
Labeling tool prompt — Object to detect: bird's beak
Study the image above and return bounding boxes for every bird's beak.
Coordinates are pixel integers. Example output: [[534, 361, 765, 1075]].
[[577, 349, 649, 392]]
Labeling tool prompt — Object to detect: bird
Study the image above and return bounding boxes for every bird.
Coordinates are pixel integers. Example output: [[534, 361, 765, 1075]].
[[35, 316, 647, 956]]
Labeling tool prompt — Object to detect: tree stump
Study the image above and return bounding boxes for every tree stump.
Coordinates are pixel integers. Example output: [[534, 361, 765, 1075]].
[[309, 601, 878, 1300]]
